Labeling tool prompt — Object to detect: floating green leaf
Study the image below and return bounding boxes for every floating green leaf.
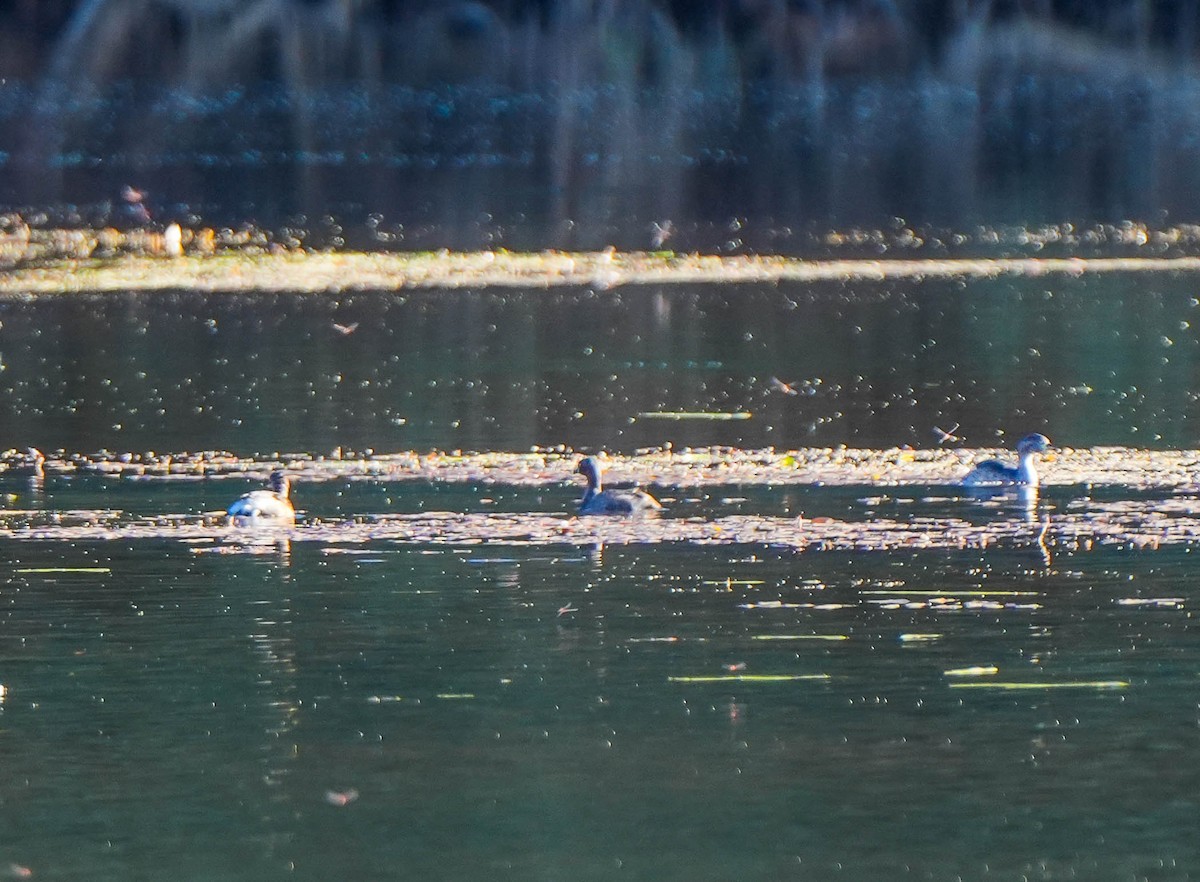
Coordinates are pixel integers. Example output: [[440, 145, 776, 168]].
[[944, 666, 999, 677], [636, 411, 752, 421], [669, 674, 830, 683], [949, 681, 1128, 690], [752, 635, 848, 642], [862, 590, 1039, 597], [15, 567, 111, 574]]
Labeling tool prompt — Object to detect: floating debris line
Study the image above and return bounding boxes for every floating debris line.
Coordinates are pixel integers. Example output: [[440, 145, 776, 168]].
[[4, 445, 1200, 490], [2, 446, 1200, 551], [0, 501, 1193, 553]]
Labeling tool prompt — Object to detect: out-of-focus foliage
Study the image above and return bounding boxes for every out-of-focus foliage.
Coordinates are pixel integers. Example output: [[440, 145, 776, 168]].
[[4, 2, 1200, 87], [3, 1, 1200, 245]]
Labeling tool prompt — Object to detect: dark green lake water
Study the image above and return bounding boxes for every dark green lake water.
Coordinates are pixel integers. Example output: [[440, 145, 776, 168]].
[[2, 275, 1199, 880], [1, 271, 1199, 454], [2, 494, 1196, 881]]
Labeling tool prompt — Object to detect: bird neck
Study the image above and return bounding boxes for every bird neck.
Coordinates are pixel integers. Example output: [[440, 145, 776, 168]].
[[582, 470, 602, 502], [1016, 451, 1038, 484]]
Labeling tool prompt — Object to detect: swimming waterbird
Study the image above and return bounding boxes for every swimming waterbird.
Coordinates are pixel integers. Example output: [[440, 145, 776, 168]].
[[227, 470, 295, 525], [576, 456, 662, 515], [962, 434, 1051, 486]]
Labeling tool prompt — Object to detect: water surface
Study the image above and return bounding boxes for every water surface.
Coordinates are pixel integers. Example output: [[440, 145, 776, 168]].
[[1, 271, 1198, 454], [2, 274, 1199, 880], [1, 514, 1196, 880]]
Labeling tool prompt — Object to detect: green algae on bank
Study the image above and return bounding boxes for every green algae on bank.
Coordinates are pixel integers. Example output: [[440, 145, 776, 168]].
[[8, 249, 1200, 295]]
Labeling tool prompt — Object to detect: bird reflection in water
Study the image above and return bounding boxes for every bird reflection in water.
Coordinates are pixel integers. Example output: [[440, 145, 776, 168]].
[[247, 576, 300, 802], [10, 448, 45, 497]]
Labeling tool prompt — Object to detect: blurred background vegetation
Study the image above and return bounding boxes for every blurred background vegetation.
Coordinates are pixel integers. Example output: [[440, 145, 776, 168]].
[[3, 0, 1200, 251]]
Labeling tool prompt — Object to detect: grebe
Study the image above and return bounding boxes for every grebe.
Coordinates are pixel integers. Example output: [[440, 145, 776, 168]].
[[962, 434, 1051, 487], [576, 456, 662, 515], [227, 470, 295, 525]]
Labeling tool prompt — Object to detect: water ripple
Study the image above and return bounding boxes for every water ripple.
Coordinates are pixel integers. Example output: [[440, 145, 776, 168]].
[[0, 501, 1191, 555]]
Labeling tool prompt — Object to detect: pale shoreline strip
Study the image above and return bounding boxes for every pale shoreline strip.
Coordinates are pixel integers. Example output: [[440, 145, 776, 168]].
[[4, 252, 1200, 296]]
